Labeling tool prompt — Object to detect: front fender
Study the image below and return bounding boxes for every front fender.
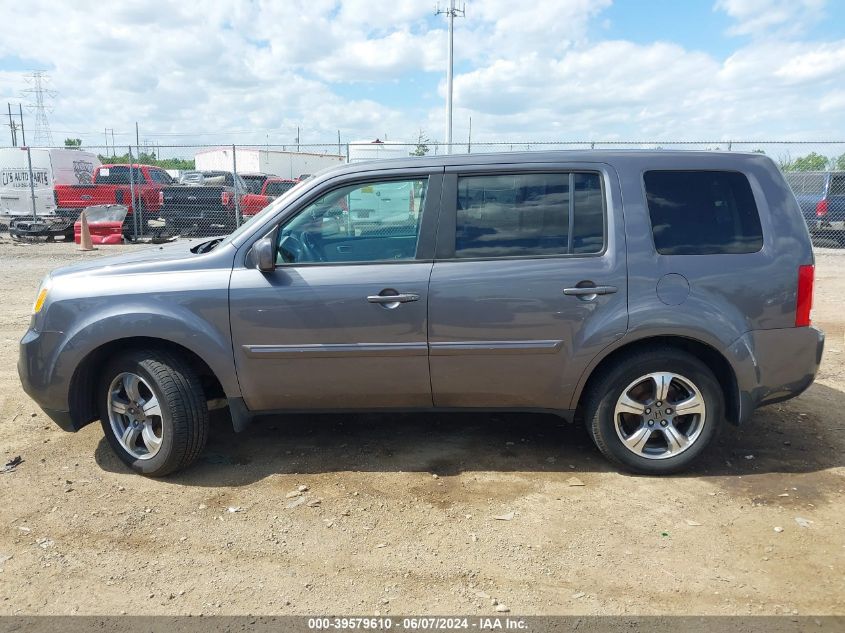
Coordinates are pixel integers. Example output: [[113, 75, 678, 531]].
[[36, 301, 239, 414]]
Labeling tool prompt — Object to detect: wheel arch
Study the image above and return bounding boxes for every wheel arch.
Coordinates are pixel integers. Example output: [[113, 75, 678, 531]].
[[68, 336, 227, 431], [573, 335, 741, 425]]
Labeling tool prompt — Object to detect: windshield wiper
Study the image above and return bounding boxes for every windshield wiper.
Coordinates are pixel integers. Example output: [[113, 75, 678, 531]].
[[191, 238, 223, 254]]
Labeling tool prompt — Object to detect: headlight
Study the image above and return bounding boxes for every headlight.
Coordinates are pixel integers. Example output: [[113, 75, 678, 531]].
[[33, 278, 51, 314]]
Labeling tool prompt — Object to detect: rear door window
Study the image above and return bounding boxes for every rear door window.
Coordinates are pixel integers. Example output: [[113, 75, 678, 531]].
[[829, 174, 845, 196], [453, 172, 604, 258], [644, 170, 763, 255], [95, 166, 146, 184]]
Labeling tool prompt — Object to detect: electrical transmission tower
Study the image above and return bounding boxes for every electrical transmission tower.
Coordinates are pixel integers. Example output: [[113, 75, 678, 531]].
[[22, 71, 57, 146]]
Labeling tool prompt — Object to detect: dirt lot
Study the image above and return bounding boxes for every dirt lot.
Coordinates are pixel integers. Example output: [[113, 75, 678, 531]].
[[0, 239, 843, 616]]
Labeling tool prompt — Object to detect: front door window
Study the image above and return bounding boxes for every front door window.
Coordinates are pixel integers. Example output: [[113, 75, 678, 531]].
[[277, 178, 428, 264]]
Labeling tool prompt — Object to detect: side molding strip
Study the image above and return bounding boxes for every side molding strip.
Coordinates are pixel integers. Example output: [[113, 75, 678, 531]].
[[243, 342, 429, 359], [429, 340, 563, 356]]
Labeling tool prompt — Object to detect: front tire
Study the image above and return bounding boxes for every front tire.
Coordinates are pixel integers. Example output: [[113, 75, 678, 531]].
[[98, 350, 209, 476], [584, 347, 723, 475]]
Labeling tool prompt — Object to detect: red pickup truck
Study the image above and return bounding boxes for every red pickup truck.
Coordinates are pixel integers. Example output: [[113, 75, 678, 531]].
[[54, 164, 174, 232]]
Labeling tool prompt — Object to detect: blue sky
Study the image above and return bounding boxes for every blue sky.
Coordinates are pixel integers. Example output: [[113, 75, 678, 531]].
[[0, 0, 843, 150]]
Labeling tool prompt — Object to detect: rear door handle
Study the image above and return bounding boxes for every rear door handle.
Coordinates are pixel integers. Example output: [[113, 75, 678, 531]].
[[367, 293, 420, 304], [563, 285, 618, 297]]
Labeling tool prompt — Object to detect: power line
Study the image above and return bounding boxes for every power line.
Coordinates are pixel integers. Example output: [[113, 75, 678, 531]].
[[21, 71, 57, 146]]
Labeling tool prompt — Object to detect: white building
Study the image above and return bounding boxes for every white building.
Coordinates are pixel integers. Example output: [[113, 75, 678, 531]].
[[348, 139, 408, 163], [195, 147, 345, 180]]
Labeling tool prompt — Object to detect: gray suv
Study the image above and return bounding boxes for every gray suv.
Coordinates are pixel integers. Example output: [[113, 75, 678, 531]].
[[19, 151, 825, 476]]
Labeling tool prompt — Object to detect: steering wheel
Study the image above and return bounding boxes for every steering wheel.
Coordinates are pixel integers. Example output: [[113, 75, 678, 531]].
[[300, 231, 325, 262], [279, 231, 324, 263]]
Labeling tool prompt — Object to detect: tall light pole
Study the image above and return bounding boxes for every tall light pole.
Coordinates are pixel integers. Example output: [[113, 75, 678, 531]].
[[436, 1, 465, 154]]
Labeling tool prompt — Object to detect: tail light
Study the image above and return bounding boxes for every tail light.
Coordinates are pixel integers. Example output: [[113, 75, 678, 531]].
[[795, 265, 814, 327], [816, 199, 828, 217], [221, 191, 232, 206], [158, 191, 164, 206]]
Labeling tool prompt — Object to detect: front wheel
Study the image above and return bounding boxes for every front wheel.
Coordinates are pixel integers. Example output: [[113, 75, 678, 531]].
[[98, 350, 209, 476], [584, 348, 723, 475]]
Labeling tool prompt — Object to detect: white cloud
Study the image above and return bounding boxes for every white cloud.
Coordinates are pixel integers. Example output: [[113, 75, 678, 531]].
[[715, 0, 827, 37], [0, 0, 843, 150]]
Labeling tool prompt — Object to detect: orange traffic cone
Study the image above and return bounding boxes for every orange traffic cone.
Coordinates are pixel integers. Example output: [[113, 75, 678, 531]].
[[79, 210, 96, 252]]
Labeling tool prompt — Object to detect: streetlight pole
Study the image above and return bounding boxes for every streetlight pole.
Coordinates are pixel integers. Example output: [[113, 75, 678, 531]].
[[436, 1, 465, 155]]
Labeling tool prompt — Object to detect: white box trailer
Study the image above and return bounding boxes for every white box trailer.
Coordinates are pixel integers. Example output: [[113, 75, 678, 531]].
[[0, 148, 100, 220], [195, 147, 345, 181]]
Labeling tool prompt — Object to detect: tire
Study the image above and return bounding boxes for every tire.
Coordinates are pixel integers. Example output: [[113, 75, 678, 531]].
[[583, 347, 723, 475], [98, 350, 209, 476]]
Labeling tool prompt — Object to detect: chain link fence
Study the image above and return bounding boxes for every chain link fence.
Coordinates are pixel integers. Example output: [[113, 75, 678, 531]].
[[1, 141, 843, 248]]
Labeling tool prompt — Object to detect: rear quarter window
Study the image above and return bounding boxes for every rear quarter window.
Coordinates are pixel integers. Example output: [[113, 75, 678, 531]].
[[643, 170, 763, 255]]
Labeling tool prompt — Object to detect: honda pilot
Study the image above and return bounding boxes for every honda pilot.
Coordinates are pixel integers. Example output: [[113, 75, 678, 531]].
[[19, 151, 824, 476]]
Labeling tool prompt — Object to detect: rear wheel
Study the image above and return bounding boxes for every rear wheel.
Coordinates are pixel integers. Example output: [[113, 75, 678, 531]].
[[584, 348, 723, 475], [98, 350, 209, 476]]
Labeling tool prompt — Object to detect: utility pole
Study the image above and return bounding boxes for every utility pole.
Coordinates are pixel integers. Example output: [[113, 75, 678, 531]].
[[18, 103, 25, 146], [7, 103, 17, 146], [467, 116, 472, 154], [295, 126, 300, 152], [436, 1, 465, 154]]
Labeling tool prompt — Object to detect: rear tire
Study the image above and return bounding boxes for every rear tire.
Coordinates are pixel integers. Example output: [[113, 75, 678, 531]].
[[98, 350, 209, 476], [584, 347, 723, 475]]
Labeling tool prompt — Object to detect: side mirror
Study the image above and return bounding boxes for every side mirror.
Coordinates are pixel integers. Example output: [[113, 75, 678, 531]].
[[254, 236, 276, 272]]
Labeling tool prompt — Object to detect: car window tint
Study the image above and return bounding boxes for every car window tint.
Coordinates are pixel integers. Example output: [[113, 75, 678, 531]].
[[454, 172, 603, 258], [571, 173, 604, 254], [277, 178, 428, 264], [149, 169, 172, 184], [644, 170, 763, 255], [265, 181, 296, 197], [95, 166, 145, 185], [830, 175, 845, 196]]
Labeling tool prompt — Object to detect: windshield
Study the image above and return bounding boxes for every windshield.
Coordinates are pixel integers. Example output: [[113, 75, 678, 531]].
[[219, 176, 314, 247]]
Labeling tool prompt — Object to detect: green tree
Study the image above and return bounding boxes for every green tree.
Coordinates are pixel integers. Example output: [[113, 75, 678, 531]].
[[781, 152, 830, 172], [64, 138, 82, 148], [410, 129, 430, 157], [833, 153, 845, 171], [96, 151, 195, 170]]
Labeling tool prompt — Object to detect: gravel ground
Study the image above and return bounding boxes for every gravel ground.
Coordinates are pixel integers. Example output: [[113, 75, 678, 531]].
[[0, 238, 843, 616]]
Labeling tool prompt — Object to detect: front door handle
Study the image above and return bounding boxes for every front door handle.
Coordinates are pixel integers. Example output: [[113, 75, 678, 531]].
[[367, 292, 420, 304], [563, 285, 618, 297]]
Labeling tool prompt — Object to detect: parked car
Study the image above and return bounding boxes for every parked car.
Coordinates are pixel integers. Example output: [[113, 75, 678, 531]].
[[0, 147, 101, 239], [159, 170, 270, 235], [240, 172, 276, 194], [54, 163, 171, 237], [20, 151, 823, 477], [784, 170, 845, 245]]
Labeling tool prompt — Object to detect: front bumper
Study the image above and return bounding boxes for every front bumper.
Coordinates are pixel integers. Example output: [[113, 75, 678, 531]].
[[729, 326, 825, 424], [18, 327, 80, 432]]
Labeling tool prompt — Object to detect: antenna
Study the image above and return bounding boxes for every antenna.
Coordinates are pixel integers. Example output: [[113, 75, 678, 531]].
[[22, 71, 57, 146], [435, 1, 465, 155]]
